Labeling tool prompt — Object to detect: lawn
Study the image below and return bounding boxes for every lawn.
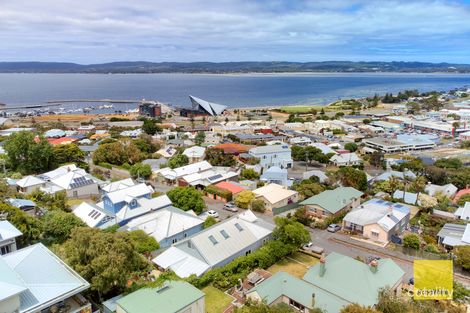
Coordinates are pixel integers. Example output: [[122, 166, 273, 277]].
[[66, 198, 85, 207], [267, 251, 319, 278], [202, 285, 233, 313]]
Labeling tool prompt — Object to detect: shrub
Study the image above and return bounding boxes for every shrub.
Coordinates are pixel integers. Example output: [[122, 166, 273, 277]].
[[251, 199, 265, 213], [403, 234, 420, 250], [205, 185, 233, 202]]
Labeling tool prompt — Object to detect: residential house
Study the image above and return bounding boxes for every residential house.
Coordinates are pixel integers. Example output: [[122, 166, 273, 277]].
[[289, 136, 312, 146], [153, 210, 273, 277], [248, 253, 404, 313], [253, 183, 299, 212], [301, 187, 363, 219], [15, 175, 44, 193], [157, 146, 178, 158], [260, 166, 290, 186], [101, 178, 135, 193], [0, 243, 90, 313], [249, 144, 293, 170], [214, 143, 251, 156], [302, 170, 328, 183], [310, 143, 338, 155], [6, 198, 36, 212], [0, 221, 22, 255], [73, 184, 172, 228], [183, 146, 206, 163], [206, 181, 245, 202], [116, 281, 205, 313], [302, 253, 404, 311], [454, 202, 470, 221], [41, 167, 100, 198], [156, 161, 238, 188], [372, 170, 416, 182], [454, 188, 470, 204], [330, 153, 362, 166], [124, 206, 204, 248], [393, 190, 420, 206], [437, 223, 470, 248], [342, 199, 410, 244], [425, 183, 458, 199]]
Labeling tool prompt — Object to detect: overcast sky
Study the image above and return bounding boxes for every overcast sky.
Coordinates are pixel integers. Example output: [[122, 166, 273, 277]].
[[1, 0, 470, 63]]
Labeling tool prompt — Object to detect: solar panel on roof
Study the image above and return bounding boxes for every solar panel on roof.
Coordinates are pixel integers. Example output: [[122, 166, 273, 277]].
[[208, 235, 218, 245], [88, 210, 96, 217], [93, 212, 102, 220], [220, 230, 230, 239], [208, 174, 223, 182], [235, 223, 244, 231]]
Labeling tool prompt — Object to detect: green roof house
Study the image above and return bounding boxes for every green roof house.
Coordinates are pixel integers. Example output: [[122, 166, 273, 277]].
[[303, 252, 404, 309], [116, 281, 205, 313], [246, 252, 404, 313], [300, 187, 363, 219]]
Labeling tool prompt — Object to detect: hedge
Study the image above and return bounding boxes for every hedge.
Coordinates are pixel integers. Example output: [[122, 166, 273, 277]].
[[205, 185, 233, 202]]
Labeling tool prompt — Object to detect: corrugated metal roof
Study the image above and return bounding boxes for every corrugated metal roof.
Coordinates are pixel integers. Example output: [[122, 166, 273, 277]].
[[0, 220, 23, 241]]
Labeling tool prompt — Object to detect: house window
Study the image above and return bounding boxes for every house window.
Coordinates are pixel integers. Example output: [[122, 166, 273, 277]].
[[235, 223, 244, 231], [371, 231, 379, 238], [172, 238, 178, 244], [1, 245, 11, 255], [289, 299, 305, 310], [245, 250, 252, 256], [73, 191, 78, 197], [220, 230, 230, 239], [130, 199, 137, 207]]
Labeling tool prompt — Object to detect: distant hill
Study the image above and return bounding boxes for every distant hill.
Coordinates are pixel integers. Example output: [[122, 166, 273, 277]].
[[1, 61, 470, 73]]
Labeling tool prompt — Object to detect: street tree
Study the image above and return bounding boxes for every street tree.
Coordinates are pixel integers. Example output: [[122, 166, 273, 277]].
[[235, 190, 255, 209], [167, 187, 205, 214]]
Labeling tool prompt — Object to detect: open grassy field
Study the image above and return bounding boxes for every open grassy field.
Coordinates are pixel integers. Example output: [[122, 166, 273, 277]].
[[202, 285, 233, 313], [279, 105, 330, 113], [267, 251, 319, 278]]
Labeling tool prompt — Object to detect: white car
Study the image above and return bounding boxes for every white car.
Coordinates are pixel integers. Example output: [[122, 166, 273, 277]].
[[207, 210, 219, 218]]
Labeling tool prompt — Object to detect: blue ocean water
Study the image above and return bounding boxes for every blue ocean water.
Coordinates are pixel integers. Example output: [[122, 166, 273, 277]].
[[0, 73, 469, 109]]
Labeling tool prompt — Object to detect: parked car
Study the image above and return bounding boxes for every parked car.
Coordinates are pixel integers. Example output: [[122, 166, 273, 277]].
[[207, 210, 219, 218], [223, 203, 238, 212], [327, 224, 341, 233], [303, 242, 313, 250]]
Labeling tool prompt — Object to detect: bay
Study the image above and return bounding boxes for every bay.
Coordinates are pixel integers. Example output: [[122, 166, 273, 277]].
[[0, 73, 470, 109]]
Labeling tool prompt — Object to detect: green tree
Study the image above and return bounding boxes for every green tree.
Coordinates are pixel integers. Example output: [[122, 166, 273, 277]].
[[454, 246, 470, 271], [142, 119, 160, 135], [453, 281, 470, 302], [434, 158, 463, 169], [344, 142, 358, 152], [195, 131, 206, 145], [57, 227, 148, 298], [133, 136, 158, 154], [204, 148, 236, 166], [240, 168, 260, 180], [272, 217, 310, 247], [293, 207, 311, 226], [403, 234, 420, 250], [235, 190, 255, 209], [457, 194, 470, 206], [28, 189, 70, 211], [43, 210, 85, 245], [293, 180, 324, 199], [337, 167, 367, 192], [167, 187, 205, 214], [235, 301, 295, 313], [251, 199, 266, 213], [130, 163, 152, 179], [128, 230, 159, 254], [52, 144, 85, 166], [93, 139, 143, 165], [0, 203, 43, 247], [203, 216, 217, 228], [4, 131, 54, 174], [341, 303, 381, 313], [168, 154, 189, 169]]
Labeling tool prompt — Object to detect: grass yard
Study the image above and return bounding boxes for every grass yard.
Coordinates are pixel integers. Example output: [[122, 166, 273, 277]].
[[202, 285, 233, 313], [66, 198, 85, 207], [267, 251, 319, 278]]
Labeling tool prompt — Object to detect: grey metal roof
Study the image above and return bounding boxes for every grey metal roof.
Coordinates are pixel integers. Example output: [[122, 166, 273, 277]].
[[0, 243, 89, 312]]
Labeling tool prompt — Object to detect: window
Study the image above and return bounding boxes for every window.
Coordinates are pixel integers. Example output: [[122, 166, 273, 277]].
[[172, 238, 178, 244], [371, 231, 379, 238], [73, 191, 78, 197], [220, 230, 229, 239], [1, 245, 11, 255], [245, 249, 251, 256], [235, 223, 244, 231], [130, 199, 137, 207], [289, 299, 305, 310], [209, 235, 218, 245]]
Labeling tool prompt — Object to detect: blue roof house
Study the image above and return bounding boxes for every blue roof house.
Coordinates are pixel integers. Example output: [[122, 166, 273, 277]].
[[249, 144, 293, 170], [260, 166, 290, 186]]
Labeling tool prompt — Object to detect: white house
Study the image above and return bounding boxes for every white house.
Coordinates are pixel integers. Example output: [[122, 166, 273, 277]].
[[454, 202, 470, 221], [0, 221, 22, 255], [15, 176, 44, 193], [248, 144, 293, 170], [183, 146, 206, 163], [425, 183, 458, 199], [330, 153, 362, 166], [253, 183, 299, 212], [153, 210, 273, 277]]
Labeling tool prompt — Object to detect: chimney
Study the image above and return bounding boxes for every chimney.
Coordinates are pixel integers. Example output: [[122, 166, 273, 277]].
[[311, 293, 316, 308], [319, 255, 326, 277], [370, 259, 379, 273]]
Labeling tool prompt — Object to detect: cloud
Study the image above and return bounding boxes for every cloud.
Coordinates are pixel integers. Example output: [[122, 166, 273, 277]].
[[0, 0, 469, 62]]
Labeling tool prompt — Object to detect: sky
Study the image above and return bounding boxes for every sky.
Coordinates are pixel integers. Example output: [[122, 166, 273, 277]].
[[1, 0, 470, 63]]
